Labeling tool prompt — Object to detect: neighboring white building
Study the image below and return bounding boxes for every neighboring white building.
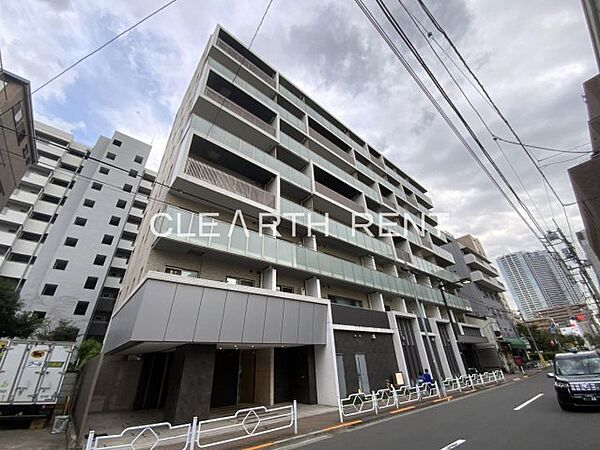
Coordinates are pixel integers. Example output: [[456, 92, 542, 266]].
[[497, 250, 586, 320], [0, 121, 155, 342]]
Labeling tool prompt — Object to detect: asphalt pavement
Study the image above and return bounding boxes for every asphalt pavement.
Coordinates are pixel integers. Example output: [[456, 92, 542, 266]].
[[290, 371, 600, 450]]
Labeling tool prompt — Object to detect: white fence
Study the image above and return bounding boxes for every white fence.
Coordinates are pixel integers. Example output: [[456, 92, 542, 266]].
[[85, 402, 297, 450]]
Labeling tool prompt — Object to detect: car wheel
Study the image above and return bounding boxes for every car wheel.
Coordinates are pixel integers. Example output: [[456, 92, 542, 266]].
[[558, 401, 574, 411]]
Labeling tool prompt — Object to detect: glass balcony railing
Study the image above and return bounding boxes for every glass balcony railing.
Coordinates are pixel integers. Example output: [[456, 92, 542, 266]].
[[189, 115, 310, 191], [215, 38, 276, 87], [315, 182, 364, 213], [308, 127, 354, 165], [154, 205, 472, 311]]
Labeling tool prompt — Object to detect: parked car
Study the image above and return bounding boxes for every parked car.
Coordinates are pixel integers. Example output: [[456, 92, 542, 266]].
[[548, 350, 600, 410]]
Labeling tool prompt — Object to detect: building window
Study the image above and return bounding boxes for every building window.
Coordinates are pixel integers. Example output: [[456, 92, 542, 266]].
[[107, 152, 116, 160], [116, 199, 127, 209], [92, 182, 102, 191], [99, 166, 110, 175], [53, 259, 68, 270], [93, 254, 106, 266], [33, 311, 46, 319], [74, 301, 89, 316], [101, 234, 114, 245], [123, 184, 133, 193], [226, 276, 254, 287], [84, 277, 98, 290], [134, 155, 144, 164], [42, 284, 58, 296], [328, 295, 363, 308], [74, 216, 87, 226], [129, 169, 138, 178], [276, 285, 294, 293], [165, 266, 198, 278], [112, 139, 122, 147], [109, 216, 120, 226], [64, 237, 78, 247], [83, 199, 95, 208]]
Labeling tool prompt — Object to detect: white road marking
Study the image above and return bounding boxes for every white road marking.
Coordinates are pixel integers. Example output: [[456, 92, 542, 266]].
[[440, 439, 466, 450], [513, 393, 544, 411]]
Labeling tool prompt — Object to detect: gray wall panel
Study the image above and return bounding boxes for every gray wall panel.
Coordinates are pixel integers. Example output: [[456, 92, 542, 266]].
[[132, 281, 176, 341], [194, 288, 226, 342], [298, 302, 315, 344], [281, 300, 300, 344], [219, 291, 248, 342], [262, 297, 284, 344], [313, 304, 327, 344], [103, 285, 145, 352], [242, 294, 267, 343], [165, 284, 203, 342]]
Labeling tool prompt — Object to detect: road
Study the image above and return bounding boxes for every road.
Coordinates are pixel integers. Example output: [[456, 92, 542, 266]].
[[294, 372, 600, 450]]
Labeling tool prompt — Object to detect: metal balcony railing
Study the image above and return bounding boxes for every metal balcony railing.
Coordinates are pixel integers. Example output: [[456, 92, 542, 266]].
[[204, 87, 276, 136], [381, 196, 395, 209], [308, 127, 354, 165], [216, 38, 276, 87], [314, 182, 364, 213], [185, 158, 276, 208], [462, 325, 483, 337], [369, 153, 385, 169]]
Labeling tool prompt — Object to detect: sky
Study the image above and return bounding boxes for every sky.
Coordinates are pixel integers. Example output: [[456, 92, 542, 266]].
[[0, 0, 596, 266]]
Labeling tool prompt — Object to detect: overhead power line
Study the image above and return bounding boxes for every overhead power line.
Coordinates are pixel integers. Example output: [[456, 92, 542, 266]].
[[494, 136, 591, 155]]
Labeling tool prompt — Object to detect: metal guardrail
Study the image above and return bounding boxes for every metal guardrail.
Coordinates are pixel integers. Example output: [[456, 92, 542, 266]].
[[216, 38, 276, 87], [185, 158, 276, 208], [204, 86, 276, 136], [338, 392, 377, 422], [85, 402, 298, 450]]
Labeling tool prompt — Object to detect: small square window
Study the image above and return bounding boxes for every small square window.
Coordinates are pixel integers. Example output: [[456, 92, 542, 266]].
[[84, 277, 98, 290], [134, 155, 144, 164], [109, 216, 120, 226], [74, 301, 89, 316], [74, 217, 87, 226], [116, 199, 127, 209], [92, 182, 102, 191], [129, 169, 138, 178], [64, 237, 78, 247], [99, 166, 110, 175], [102, 234, 114, 245], [53, 259, 68, 270], [112, 139, 122, 147], [83, 199, 95, 208], [123, 184, 133, 193], [107, 152, 116, 160], [42, 284, 58, 296], [93, 254, 107, 266]]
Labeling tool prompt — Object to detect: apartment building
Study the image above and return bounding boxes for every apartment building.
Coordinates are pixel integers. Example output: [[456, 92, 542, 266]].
[[577, 229, 600, 288], [0, 70, 37, 210], [68, 25, 478, 428], [442, 234, 521, 371], [497, 250, 585, 320], [0, 121, 154, 341]]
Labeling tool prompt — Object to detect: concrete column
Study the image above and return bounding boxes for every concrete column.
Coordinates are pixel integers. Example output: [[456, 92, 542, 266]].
[[388, 312, 411, 386], [360, 254, 377, 270], [261, 267, 276, 291], [254, 348, 274, 405], [302, 235, 317, 251], [164, 344, 216, 423], [368, 291, 385, 312], [432, 321, 451, 379], [314, 304, 340, 406], [447, 321, 467, 376], [305, 276, 321, 298], [412, 319, 430, 381]]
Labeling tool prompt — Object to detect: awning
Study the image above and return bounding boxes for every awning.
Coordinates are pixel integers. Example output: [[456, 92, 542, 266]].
[[504, 337, 527, 350]]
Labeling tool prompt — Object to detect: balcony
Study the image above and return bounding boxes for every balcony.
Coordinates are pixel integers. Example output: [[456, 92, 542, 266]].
[[104, 275, 122, 289], [457, 323, 488, 344], [315, 181, 364, 213], [464, 253, 498, 276], [471, 270, 505, 292], [215, 38, 276, 88], [103, 272, 328, 354], [205, 86, 276, 136], [111, 256, 128, 270], [10, 189, 39, 205], [381, 195, 396, 210], [21, 171, 48, 187], [0, 261, 28, 279], [12, 239, 38, 256], [308, 127, 354, 165], [0, 230, 17, 247], [185, 157, 276, 208], [0, 209, 29, 225]]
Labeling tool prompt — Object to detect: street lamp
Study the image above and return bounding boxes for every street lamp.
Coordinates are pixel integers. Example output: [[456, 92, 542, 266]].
[[438, 278, 471, 340], [400, 265, 447, 396]]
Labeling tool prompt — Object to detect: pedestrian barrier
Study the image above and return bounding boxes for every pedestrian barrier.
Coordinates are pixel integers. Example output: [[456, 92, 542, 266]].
[[374, 388, 398, 411], [395, 385, 421, 404], [418, 381, 441, 399], [442, 377, 463, 393], [458, 375, 476, 391], [338, 392, 377, 422], [84, 401, 298, 450]]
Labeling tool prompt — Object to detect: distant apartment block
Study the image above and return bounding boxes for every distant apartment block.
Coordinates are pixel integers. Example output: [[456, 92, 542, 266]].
[[70, 25, 485, 428], [0, 121, 154, 341], [497, 250, 585, 320], [0, 70, 37, 210]]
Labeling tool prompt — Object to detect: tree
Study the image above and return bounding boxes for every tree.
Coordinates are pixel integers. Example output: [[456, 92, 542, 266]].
[[77, 339, 102, 366], [37, 319, 79, 342], [0, 278, 44, 338]]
